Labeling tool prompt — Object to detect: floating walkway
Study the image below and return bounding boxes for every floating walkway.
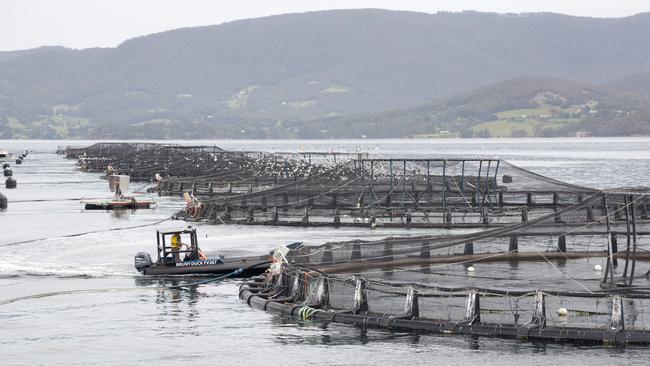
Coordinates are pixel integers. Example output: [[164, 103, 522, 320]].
[[240, 268, 650, 345], [81, 198, 156, 210]]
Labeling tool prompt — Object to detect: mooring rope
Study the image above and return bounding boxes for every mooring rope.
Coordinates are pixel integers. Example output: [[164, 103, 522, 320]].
[[535, 250, 593, 293], [0, 217, 172, 247]]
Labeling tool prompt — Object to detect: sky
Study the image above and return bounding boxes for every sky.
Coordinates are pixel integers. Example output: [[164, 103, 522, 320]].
[[1, 0, 649, 51]]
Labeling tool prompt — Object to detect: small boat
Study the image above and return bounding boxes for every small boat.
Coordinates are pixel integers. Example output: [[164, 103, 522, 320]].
[[134, 227, 273, 276], [0, 148, 9, 158], [83, 174, 156, 210], [82, 198, 156, 210]]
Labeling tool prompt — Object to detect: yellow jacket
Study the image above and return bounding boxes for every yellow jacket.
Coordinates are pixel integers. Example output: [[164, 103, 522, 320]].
[[171, 234, 181, 250]]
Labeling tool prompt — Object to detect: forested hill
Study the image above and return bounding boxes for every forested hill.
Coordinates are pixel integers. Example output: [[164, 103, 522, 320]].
[[308, 76, 650, 138], [1, 9, 650, 138]]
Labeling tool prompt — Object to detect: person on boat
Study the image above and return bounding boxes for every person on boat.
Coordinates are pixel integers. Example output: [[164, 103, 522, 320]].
[[170, 233, 184, 263], [183, 243, 207, 261]]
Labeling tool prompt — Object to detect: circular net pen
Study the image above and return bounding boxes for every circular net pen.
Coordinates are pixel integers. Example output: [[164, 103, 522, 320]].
[[241, 190, 650, 344], [177, 157, 603, 229]]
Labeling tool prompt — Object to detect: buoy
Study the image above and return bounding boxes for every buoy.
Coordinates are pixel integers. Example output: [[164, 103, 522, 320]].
[[371, 222, 377, 230], [466, 265, 475, 272], [3, 168, 11, 177], [0, 191, 6, 209], [6, 177, 17, 189], [594, 264, 603, 271], [558, 307, 568, 316], [2, 162, 8, 169], [15, 159, 22, 165]]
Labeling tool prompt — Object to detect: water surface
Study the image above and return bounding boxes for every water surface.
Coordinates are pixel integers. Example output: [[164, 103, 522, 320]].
[[1, 138, 650, 365]]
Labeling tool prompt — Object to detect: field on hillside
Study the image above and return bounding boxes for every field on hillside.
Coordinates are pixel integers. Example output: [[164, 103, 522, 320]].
[[470, 104, 581, 137]]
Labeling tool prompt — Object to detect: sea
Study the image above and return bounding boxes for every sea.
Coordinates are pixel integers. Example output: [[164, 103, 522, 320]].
[[1, 138, 650, 365]]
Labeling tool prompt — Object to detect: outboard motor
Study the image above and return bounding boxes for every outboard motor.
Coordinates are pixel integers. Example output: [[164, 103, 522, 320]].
[[134, 252, 153, 272]]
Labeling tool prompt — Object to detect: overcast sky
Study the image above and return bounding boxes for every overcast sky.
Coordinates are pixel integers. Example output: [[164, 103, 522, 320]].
[[2, 0, 649, 51]]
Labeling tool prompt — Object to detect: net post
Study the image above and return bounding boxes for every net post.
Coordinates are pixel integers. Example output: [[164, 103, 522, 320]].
[[557, 235, 566, 252], [443, 208, 452, 225], [322, 243, 333, 264], [403, 286, 419, 318], [586, 206, 595, 222], [420, 241, 431, 258], [290, 272, 302, 301], [611, 233, 618, 267], [246, 206, 254, 222], [383, 242, 394, 261], [351, 243, 361, 260], [353, 278, 368, 314], [463, 290, 480, 324], [463, 242, 474, 255], [531, 290, 547, 328], [271, 206, 278, 223], [442, 160, 447, 208], [509, 236, 519, 253], [301, 207, 309, 224], [609, 295, 625, 330]]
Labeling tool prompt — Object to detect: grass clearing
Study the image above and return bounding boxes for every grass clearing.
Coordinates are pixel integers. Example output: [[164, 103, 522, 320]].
[[286, 100, 317, 109], [7, 117, 26, 129]]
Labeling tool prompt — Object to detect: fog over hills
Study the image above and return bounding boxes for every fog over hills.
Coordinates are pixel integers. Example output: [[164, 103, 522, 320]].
[[1, 9, 650, 138]]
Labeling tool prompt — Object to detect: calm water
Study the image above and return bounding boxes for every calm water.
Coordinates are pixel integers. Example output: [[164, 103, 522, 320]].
[[1, 138, 650, 365]]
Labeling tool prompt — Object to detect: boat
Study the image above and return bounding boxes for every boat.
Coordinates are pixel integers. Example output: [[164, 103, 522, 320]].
[[82, 198, 156, 210], [134, 227, 275, 276], [83, 174, 156, 210], [0, 148, 9, 158]]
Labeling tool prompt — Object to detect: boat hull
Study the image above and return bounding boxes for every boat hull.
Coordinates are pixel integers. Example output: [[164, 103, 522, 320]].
[[83, 199, 156, 210], [142, 256, 271, 276]]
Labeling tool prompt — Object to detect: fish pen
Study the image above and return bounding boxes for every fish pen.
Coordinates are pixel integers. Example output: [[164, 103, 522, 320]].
[[60, 143, 650, 344], [62, 142, 365, 187], [241, 190, 650, 344], [64, 143, 646, 230], [175, 157, 599, 229]]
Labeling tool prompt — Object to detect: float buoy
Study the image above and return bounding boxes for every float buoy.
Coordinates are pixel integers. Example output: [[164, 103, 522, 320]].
[[2, 162, 8, 169], [6, 177, 17, 189], [15, 158, 22, 165], [0, 191, 6, 209], [558, 307, 568, 316], [3, 168, 11, 177], [466, 265, 476, 272], [594, 264, 602, 271]]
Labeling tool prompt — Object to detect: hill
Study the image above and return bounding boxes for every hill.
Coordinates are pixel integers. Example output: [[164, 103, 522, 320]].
[[1, 9, 650, 138], [607, 73, 650, 96], [306, 76, 650, 138]]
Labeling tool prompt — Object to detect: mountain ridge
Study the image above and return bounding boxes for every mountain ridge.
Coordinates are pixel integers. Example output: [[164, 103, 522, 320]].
[[1, 9, 650, 138]]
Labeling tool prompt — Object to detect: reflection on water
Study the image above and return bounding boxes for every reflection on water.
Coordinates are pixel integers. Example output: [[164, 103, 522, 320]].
[[271, 315, 422, 347], [134, 277, 211, 331]]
